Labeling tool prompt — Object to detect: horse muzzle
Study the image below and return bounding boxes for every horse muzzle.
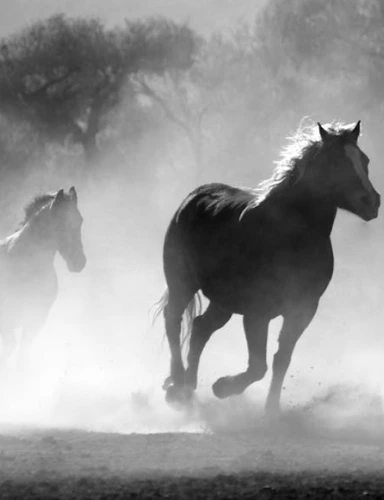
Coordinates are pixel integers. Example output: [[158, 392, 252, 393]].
[[67, 253, 87, 272], [356, 190, 380, 221]]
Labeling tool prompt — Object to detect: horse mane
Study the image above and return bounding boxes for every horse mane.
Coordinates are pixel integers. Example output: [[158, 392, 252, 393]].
[[244, 118, 358, 212], [21, 192, 57, 225]]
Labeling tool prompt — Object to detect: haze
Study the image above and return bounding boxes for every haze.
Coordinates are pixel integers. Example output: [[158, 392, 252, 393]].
[[0, 0, 266, 36], [0, 0, 382, 442]]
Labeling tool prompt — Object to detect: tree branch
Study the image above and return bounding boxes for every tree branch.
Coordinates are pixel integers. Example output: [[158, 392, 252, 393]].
[[135, 75, 191, 135], [22, 67, 80, 102]]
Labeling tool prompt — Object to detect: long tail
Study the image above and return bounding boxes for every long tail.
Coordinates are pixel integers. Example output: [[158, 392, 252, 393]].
[[151, 288, 203, 350]]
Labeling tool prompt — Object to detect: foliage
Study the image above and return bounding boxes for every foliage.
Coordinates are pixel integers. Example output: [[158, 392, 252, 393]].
[[0, 14, 199, 161], [1, 2, 384, 190]]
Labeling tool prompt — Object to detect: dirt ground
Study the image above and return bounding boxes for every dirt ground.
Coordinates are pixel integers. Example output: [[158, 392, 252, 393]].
[[0, 421, 384, 499]]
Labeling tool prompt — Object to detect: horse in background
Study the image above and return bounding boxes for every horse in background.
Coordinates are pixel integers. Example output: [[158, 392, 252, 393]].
[[0, 187, 86, 374], [156, 120, 380, 416]]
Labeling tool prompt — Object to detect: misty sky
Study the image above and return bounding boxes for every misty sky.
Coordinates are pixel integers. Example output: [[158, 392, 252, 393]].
[[0, 0, 266, 37]]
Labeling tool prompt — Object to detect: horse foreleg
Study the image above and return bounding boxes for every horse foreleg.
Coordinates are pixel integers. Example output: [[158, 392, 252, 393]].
[[185, 302, 231, 391], [265, 302, 318, 417], [212, 313, 269, 399]]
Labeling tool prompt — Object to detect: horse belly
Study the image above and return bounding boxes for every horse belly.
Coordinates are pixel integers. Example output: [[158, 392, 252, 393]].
[[197, 260, 282, 316], [196, 244, 333, 316]]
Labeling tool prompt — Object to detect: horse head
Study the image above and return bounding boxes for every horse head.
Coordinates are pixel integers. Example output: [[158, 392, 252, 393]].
[[51, 187, 86, 272], [316, 121, 380, 221]]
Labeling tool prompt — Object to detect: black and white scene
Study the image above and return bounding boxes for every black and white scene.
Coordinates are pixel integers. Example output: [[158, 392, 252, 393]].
[[0, 0, 383, 498]]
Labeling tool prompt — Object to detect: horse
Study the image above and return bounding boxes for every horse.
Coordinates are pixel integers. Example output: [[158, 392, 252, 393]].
[[0, 186, 86, 374], [155, 120, 380, 416]]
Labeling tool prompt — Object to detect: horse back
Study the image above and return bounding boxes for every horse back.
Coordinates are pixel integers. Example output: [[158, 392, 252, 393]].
[[166, 183, 255, 257], [164, 183, 268, 300], [164, 183, 334, 314]]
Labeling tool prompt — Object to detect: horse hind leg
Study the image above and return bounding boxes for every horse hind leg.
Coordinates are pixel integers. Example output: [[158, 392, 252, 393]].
[[185, 301, 231, 392], [163, 286, 196, 404], [212, 312, 269, 399]]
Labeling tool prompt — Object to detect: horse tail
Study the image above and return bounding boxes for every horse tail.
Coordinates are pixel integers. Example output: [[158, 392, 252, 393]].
[[151, 288, 170, 327], [151, 288, 203, 351], [181, 291, 203, 350]]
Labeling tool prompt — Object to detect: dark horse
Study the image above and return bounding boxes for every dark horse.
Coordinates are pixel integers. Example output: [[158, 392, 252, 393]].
[[156, 120, 380, 416], [0, 187, 86, 373]]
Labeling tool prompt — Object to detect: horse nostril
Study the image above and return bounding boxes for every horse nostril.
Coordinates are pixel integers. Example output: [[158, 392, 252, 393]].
[[359, 194, 371, 206]]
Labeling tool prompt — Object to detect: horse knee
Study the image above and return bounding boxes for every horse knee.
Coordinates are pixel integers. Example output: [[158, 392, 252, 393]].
[[249, 361, 267, 381]]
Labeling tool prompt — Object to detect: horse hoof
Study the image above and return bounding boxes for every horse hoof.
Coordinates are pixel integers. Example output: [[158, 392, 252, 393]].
[[162, 376, 173, 391], [165, 384, 194, 408], [212, 376, 239, 399]]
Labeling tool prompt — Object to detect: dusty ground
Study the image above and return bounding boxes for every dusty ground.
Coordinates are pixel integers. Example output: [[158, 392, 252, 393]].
[[0, 419, 384, 499]]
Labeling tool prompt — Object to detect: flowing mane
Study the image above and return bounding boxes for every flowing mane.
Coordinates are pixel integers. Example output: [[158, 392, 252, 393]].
[[157, 116, 379, 415], [22, 192, 57, 224], [243, 119, 361, 213]]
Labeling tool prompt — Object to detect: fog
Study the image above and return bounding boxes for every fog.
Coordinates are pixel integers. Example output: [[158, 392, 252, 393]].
[[0, 158, 382, 441], [0, 0, 383, 448], [0, 0, 266, 37]]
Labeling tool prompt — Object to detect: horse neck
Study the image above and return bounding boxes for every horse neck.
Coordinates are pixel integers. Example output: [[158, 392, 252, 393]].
[[9, 207, 57, 265], [270, 180, 337, 237]]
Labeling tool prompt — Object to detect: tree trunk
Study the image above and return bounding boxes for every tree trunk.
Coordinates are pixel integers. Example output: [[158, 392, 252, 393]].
[[188, 127, 203, 186], [74, 95, 107, 167]]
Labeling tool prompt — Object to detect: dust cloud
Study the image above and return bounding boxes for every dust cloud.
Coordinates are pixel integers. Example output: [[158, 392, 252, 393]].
[[0, 2, 383, 459], [0, 167, 382, 447]]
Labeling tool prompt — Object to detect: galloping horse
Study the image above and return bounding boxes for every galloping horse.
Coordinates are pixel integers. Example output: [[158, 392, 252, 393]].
[[156, 120, 380, 416], [0, 187, 86, 373]]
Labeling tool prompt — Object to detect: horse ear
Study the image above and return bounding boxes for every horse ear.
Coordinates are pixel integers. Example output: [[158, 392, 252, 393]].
[[52, 189, 65, 208], [350, 120, 361, 143], [55, 189, 65, 201], [69, 186, 77, 203], [318, 122, 330, 142]]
